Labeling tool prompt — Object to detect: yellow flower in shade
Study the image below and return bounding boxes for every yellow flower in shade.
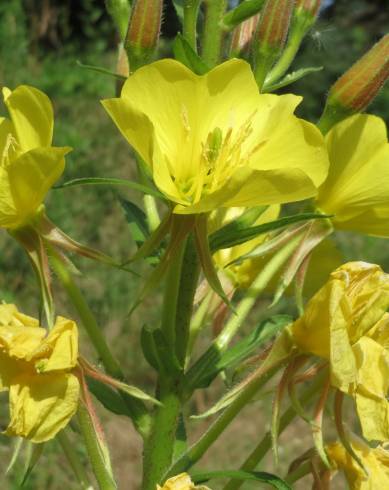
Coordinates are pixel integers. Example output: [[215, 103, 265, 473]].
[[0, 303, 79, 442], [316, 114, 389, 236], [157, 473, 211, 490], [327, 439, 389, 489], [0, 85, 71, 229], [211, 205, 280, 288], [289, 262, 389, 441], [103, 59, 329, 214]]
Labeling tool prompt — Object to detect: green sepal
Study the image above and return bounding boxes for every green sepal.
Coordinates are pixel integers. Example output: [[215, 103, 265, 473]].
[[263, 66, 323, 92], [173, 33, 210, 74], [209, 212, 331, 252], [192, 470, 292, 489]]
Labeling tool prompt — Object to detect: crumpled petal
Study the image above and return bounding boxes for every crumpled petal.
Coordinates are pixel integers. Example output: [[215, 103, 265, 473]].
[[327, 438, 389, 489], [157, 473, 211, 490], [6, 372, 80, 443]]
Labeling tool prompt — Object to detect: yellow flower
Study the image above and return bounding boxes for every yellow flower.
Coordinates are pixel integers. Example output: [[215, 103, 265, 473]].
[[157, 473, 211, 490], [0, 85, 71, 229], [211, 205, 280, 288], [327, 439, 389, 489], [0, 304, 79, 442], [103, 59, 328, 214], [290, 262, 389, 441], [316, 114, 389, 236]]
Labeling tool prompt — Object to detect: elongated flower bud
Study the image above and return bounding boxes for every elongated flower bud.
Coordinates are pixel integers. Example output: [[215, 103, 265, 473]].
[[296, 0, 320, 19], [230, 14, 260, 58], [125, 0, 163, 71], [253, 0, 295, 89], [105, 0, 131, 39], [319, 34, 389, 133]]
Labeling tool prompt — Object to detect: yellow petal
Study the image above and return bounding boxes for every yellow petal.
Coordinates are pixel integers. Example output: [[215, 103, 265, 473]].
[[3, 85, 54, 152], [6, 372, 80, 443], [7, 146, 70, 226], [103, 59, 329, 212], [317, 114, 389, 236], [327, 439, 389, 489], [352, 336, 389, 441], [31, 316, 78, 372], [0, 351, 22, 391]]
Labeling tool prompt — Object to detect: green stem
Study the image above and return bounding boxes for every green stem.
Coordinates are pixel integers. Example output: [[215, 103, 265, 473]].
[[183, 0, 202, 51], [49, 249, 150, 437], [216, 234, 302, 351], [166, 363, 281, 478], [142, 236, 200, 489], [222, 372, 327, 490], [143, 195, 161, 231], [186, 288, 213, 364], [201, 0, 227, 66], [78, 405, 117, 490], [57, 431, 92, 490]]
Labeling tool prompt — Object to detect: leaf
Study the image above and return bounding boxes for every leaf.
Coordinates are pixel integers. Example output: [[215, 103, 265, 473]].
[[192, 470, 292, 489], [76, 60, 127, 80], [87, 377, 134, 417], [6, 437, 24, 475], [172, 0, 184, 22], [209, 213, 332, 252], [195, 214, 231, 306], [222, 0, 266, 30], [264, 66, 323, 92], [55, 177, 164, 199], [173, 33, 209, 75], [185, 315, 292, 390], [141, 326, 183, 376], [173, 414, 188, 461], [21, 442, 44, 486]]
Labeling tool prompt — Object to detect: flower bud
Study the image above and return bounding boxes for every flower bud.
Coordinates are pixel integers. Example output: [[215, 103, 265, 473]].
[[253, 0, 294, 88], [295, 0, 321, 21], [319, 34, 389, 133], [125, 0, 163, 71], [230, 14, 260, 58]]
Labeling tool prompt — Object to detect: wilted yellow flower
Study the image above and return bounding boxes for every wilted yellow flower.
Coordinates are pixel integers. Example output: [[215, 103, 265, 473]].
[[157, 473, 211, 490], [290, 262, 389, 441], [0, 303, 79, 442], [0, 85, 70, 229], [211, 205, 280, 287], [103, 59, 328, 214], [327, 439, 389, 489], [316, 114, 389, 236]]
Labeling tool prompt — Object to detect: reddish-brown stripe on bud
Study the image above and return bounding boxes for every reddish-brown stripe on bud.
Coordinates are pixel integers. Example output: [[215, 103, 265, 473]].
[[125, 0, 163, 69], [230, 14, 260, 57], [295, 0, 321, 18], [256, 0, 295, 52], [330, 34, 389, 112]]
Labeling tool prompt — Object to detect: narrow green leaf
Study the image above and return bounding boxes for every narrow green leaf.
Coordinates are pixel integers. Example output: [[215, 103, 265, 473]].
[[222, 0, 266, 30], [264, 66, 323, 92], [185, 315, 292, 390], [87, 377, 133, 417], [173, 414, 188, 461], [210, 213, 332, 252], [192, 470, 292, 489], [6, 437, 24, 475], [119, 197, 150, 244], [55, 177, 164, 199], [172, 0, 184, 21], [21, 443, 44, 486], [76, 60, 127, 80], [173, 33, 209, 74]]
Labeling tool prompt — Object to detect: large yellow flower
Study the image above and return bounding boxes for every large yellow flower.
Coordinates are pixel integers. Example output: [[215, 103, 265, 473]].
[[103, 59, 328, 214], [157, 473, 211, 490], [327, 439, 389, 489], [0, 304, 79, 442], [0, 85, 70, 229], [289, 262, 389, 441], [316, 114, 389, 236]]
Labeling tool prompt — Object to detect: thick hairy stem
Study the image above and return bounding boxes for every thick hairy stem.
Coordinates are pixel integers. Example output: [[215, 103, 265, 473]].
[[201, 0, 227, 66]]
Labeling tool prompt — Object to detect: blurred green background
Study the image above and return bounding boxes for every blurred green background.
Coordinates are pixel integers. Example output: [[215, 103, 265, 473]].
[[0, 0, 388, 488]]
